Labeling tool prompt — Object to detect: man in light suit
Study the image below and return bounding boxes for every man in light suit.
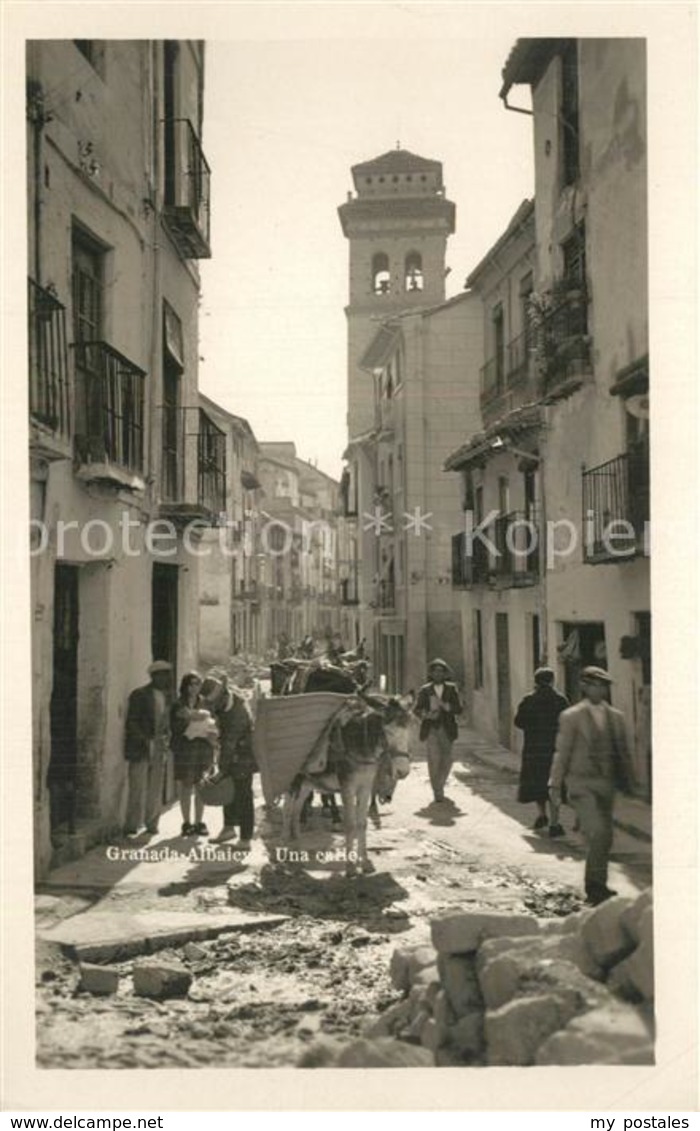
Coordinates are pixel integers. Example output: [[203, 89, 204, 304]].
[[549, 666, 634, 906]]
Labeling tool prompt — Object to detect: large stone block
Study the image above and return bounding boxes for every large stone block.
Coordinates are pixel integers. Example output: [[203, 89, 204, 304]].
[[132, 959, 192, 999], [337, 1037, 434, 1068], [431, 911, 538, 956], [389, 944, 436, 993], [433, 989, 457, 1031], [581, 897, 636, 970], [485, 993, 571, 1066], [78, 963, 119, 995], [438, 954, 483, 1017], [550, 931, 604, 981], [535, 1003, 654, 1065]]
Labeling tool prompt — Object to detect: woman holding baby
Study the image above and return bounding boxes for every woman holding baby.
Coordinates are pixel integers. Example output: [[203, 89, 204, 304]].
[[170, 671, 218, 837]]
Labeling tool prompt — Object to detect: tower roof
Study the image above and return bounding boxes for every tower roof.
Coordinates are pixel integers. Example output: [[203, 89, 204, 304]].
[[351, 148, 443, 180]]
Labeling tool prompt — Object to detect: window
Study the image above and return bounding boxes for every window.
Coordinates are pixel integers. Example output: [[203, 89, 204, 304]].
[[498, 475, 510, 516], [72, 231, 103, 346], [372, 252, 391, 295], [161, 303, 183, 500], [405, 251, 424, 292], [519, 271, 534, 342], [473, 609, 484, 688], [531, 614, 541, 671], [560, 41, 580, 187], [492, 303, 505, 386]]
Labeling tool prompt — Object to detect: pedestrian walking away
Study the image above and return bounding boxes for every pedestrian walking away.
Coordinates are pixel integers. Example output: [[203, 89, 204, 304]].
[[514, 667, 569, 836], [548, 666, 635, 906], [123, 660, 173, 836], [414, 658, 463, 803], [201, 673, 257, 848], [170, 671, 218, 837]]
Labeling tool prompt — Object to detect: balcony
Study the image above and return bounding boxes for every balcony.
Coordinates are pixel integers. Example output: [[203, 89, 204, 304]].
[[493, 510, 540, 586], [160, 407, 226, 526], [538, 288, 592, 399], [451, 531, 490, 587], [28, 279, 71, 461], [582, 449, 649, 563], [480, 331, 536, 427], [72, 341, 145, 489], [163, 119, 211, 259]]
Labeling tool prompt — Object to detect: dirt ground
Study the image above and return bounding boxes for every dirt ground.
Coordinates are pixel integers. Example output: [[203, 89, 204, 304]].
[[35, 747, 651, 1069]]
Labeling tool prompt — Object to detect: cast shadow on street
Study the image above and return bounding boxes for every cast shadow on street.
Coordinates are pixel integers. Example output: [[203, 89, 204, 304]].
[[413, 798, 467, 828]]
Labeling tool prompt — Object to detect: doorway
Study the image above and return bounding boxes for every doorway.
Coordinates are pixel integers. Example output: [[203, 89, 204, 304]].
[[151, 563, 179, 675], [48, 564, 80, 833], [495, 612, 511, 747], [559, 621, 607, 702]]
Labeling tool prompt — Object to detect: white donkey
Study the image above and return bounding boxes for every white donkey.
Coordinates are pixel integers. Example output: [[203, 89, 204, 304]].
[[282, 694, 412, 876]]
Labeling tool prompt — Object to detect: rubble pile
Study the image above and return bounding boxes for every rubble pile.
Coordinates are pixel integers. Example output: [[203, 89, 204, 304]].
[[302, 888, 654, 1067]]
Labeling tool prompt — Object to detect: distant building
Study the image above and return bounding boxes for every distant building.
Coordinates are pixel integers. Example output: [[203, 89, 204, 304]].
[[27, 40, 216, 876], [197, 395, 263, 666], [257, 443, 341, 652], [339, 148, 481, 691]]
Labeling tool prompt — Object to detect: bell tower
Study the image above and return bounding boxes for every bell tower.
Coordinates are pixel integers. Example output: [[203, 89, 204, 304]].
[[338, 148, 456, 438]]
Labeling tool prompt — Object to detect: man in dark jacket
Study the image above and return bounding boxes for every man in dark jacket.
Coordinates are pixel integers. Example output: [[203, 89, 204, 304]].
[[123, 660, 173, 835], [202, 674, 256, 848], [514, 667, 569, 836], [414, 658, 462, 803]]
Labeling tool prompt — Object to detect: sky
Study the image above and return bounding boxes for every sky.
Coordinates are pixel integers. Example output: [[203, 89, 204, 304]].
[[197, 23, 535, 480]]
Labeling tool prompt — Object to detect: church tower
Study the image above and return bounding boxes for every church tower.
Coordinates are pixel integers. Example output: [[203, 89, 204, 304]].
[[338, 148, 456, 438]]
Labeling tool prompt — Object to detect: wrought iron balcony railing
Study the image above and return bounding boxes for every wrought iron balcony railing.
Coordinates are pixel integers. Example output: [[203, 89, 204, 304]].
[[538, 288, 591, 393], [480, 330, 534, 413], [493, 510, 540, 583], [28, 279, 70, 438], [163, 118, 211, 258], [451, 531, 491, 587], [582, 449, 649, 562], [376, 578, 395, 610], [72, 341, 145, 474], [159, 406, 226, 521]]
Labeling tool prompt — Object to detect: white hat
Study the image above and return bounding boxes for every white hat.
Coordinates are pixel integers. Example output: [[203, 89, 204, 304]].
[[148, 660, 172, 675]]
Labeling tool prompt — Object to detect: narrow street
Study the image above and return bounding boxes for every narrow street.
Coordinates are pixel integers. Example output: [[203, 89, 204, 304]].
[[35, 730, 651, 1069]]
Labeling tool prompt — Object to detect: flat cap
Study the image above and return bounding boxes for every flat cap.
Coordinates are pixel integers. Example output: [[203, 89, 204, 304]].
[[580, 665, 613, 684]]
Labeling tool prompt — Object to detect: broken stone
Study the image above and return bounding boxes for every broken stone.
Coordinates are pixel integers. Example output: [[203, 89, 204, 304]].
[[478, 952, 522, 1010], [433, 989, 457, 1031], [363, 999, 412, 1038], [78, 963, 119, 996], [550, 931, 604, 981], [420, 1016, 443, 1052], [337, 1037, 434, 1068], [581, 896, 636, 970], [438, 954, 483, 1017], [607, 907, 654, 1003], [485, 993, 573, 1066], [407, 1007, 432, 1042], [431, 911, 538, 956], [132, 959, 192, 999], [448, 1010, 485, 1058], [435, 1045, 466, 1066], [183, 942, 208, 962], [297, 1038, 343, 1068], [535, 1002, 654, 1065], [619, 888, 653, 946], [389, 944, 436, 993]]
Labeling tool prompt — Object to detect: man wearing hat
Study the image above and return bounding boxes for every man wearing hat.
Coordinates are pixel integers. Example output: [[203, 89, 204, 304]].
[[123, 660, 173, 835], [549, 666, 634, 905], [200, 672, 256, 848], [414, 659, 463, 803]]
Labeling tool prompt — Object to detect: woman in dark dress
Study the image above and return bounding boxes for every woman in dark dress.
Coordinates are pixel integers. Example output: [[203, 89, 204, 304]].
[[170, 671, 216, 837], [514, 667, 569, 836]]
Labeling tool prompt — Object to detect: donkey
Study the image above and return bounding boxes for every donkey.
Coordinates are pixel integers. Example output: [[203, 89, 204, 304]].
[[282, 694, 412, 876]]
